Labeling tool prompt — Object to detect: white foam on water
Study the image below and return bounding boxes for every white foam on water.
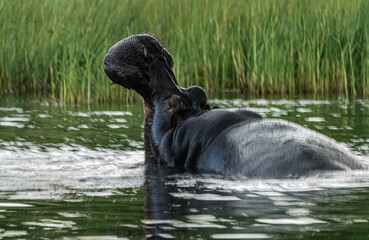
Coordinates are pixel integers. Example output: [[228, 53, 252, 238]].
[[0, 203, 34, 207], [211, 233, 271, 239], [0, 145, 145, 199], [256, 217, 327, 225]]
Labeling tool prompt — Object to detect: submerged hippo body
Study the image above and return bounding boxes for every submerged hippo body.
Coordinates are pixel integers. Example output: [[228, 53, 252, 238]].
[[104, 34, 365, 178]]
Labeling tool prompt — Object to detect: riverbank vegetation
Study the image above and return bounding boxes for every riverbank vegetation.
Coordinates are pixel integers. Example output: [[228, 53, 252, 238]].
[[1, 0, 369, 102]]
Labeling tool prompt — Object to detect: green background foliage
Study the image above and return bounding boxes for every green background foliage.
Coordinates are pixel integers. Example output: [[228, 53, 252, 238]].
[[1, 0, 369, 102]]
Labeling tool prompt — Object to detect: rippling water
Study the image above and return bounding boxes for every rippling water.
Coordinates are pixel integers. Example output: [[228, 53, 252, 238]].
[[0, 97, 369, 239]]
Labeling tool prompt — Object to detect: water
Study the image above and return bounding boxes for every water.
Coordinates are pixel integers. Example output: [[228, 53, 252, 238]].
[[0, 97, 369, 239]]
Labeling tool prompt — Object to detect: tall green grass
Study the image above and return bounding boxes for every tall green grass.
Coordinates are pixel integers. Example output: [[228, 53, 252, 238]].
[[1, 0, 369, 102]]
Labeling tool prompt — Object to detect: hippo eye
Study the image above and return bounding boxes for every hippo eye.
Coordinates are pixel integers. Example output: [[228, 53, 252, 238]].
[[143, 47, 149, 59], [147, 55, 154, 63]]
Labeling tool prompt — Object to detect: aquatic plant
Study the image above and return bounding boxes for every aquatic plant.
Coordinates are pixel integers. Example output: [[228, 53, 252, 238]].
[[1, 0, 368, 102]]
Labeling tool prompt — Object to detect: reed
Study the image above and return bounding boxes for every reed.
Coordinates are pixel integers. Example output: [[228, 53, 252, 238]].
[[1, 0, 369, 102]]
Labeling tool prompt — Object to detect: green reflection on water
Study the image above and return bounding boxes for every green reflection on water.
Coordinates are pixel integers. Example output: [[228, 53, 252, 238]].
[[0, 188, 145, 239], [0, 98, 145, 151]]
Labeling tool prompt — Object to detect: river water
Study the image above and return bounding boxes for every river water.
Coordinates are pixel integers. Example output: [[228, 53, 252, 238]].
[[0, 97, 369, 239]]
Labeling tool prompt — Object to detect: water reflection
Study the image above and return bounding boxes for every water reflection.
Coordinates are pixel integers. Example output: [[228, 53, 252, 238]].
[[0, 98, 369, 239]]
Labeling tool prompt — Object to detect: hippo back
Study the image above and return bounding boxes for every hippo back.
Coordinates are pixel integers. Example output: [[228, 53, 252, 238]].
[[196, 118, 363, 178]]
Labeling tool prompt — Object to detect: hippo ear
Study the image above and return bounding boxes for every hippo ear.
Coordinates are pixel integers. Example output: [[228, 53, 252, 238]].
[[143, 47, 149, 59], [143, 47, 154, 63]]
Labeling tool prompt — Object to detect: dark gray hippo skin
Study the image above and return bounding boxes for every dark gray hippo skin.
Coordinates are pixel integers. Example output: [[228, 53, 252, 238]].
[[104, 34, 365, 178]]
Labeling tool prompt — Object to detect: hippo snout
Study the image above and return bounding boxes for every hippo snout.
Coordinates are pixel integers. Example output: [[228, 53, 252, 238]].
[[103, 55, 114, 80], [104, 53, 113, 66]]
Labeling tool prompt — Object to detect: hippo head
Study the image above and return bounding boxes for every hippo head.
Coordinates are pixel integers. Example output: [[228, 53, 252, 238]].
[[104, 34, 210, 114], [104, 34, 176, 101]]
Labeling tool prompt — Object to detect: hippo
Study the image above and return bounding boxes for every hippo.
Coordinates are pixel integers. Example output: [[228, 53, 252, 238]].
[[104, 34, 365, 178]]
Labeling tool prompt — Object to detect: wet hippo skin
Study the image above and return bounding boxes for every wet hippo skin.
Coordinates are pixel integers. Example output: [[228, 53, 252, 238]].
[[104, 34, 365, 178]]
